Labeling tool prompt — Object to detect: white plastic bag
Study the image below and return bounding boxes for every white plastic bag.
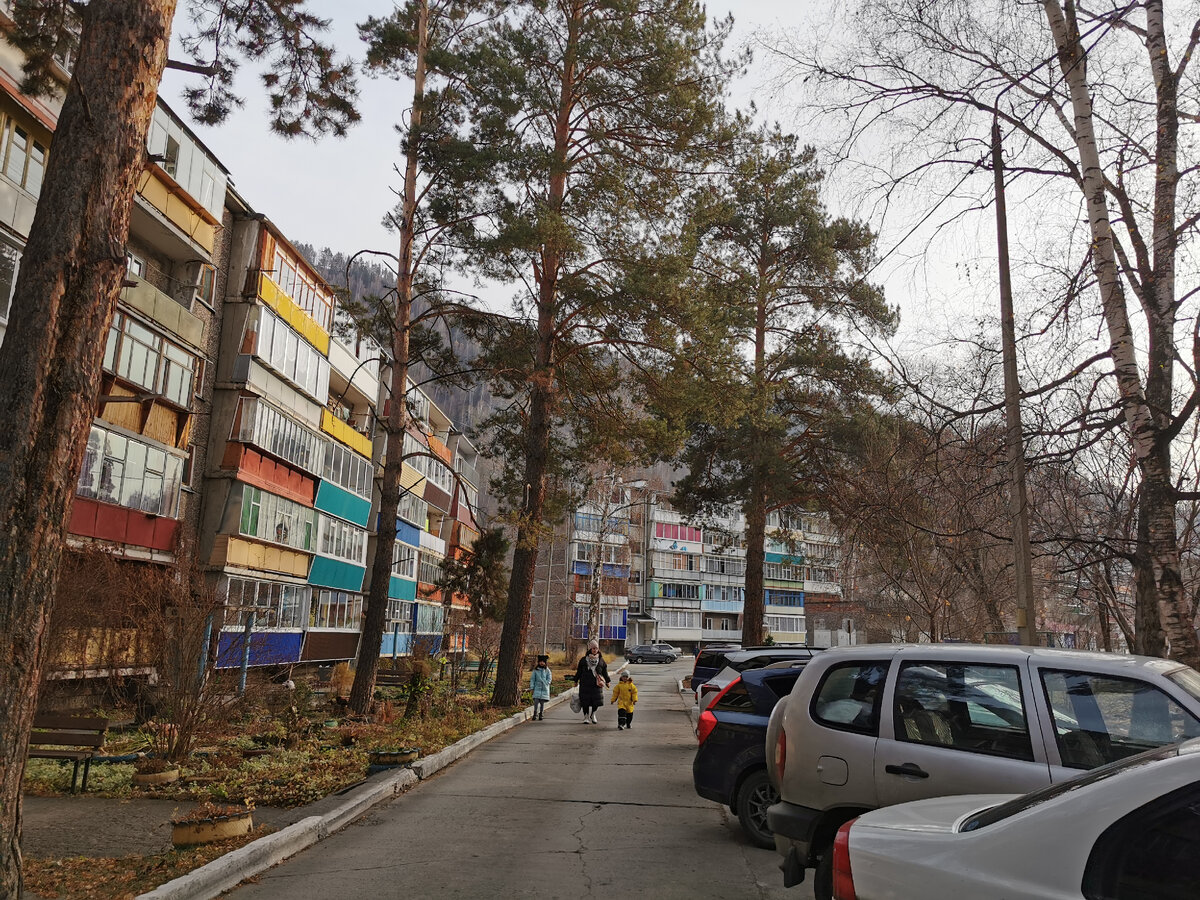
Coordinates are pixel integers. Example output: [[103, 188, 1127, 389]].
[[569, 693, 582, 714]]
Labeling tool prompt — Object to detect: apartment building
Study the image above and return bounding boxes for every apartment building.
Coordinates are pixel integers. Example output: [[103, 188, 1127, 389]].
[[0, 8, 486, 680], [542, 486, 843, 652]]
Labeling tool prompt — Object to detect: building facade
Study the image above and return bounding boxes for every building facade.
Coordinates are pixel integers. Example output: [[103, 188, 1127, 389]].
[[537, 485, 843, 653], [0, 11, 487, 679]]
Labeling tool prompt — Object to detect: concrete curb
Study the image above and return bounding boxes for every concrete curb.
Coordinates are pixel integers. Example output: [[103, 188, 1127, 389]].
[[135, 685, 581, 900]]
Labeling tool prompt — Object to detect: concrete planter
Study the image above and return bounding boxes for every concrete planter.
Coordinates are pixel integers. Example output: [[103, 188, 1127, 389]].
[[171, 807, 254, 847], [132, 768, 180, 787], [368, 748, 419, 767]]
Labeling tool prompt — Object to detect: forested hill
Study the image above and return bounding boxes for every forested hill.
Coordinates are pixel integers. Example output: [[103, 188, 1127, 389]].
[[294, 241, 499, 459]]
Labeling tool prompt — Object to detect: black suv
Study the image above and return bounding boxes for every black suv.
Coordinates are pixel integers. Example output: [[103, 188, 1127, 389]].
[[691, 645, 818, 700], [693, 665, 810, 848]]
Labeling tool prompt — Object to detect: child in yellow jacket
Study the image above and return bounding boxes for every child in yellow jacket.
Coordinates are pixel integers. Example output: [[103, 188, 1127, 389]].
[[611, 671, 638, 730]]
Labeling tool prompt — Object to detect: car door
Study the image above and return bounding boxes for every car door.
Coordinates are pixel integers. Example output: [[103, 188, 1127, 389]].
[[1035, 666, 1200, 779], [874, 653, 1053, 808]]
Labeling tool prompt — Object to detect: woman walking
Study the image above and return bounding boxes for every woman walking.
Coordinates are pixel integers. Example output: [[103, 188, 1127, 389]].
[[574, 640, 610, 724]]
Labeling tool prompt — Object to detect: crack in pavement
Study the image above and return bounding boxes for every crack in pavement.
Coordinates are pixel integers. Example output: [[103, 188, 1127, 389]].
[[572, 802, 603, 893], [420, 791, 713, 809]]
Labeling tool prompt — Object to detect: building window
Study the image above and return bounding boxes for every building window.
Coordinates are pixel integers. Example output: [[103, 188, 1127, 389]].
[[234, 397, 326, 475], [418, 551, 444, 585], [415, 602, 444, 633], [660, 582, 699, 600], [224, 577, 307, 629], [316, 513, 367, 565], [392, 542, 417, 580], [76, 424, 185, 517], [656, 609, 701, 629], [248, 305, 330, 402], [1, 120, 46, 196], [238, 484, 315, 551], [269, 243, 335, 332], [104, 311, 198, 407], [195, 264, 216, 306], [162, 135, 180, 178], [323, 440, 373, 500], [765, 615, 805, 634], [765, 589, 805, 608], [654, 522, 701, 543], [309, 588, 362, 630], [398, 489, 427, 528]]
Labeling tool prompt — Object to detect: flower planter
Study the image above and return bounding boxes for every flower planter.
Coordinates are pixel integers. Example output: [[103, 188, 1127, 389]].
[[132, 767, 180, 787], [171, 807, 254, 847], [367, 748, 419, 767]]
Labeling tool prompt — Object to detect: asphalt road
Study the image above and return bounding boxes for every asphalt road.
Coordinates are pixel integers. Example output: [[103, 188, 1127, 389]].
[[229, 657, 813, 899]]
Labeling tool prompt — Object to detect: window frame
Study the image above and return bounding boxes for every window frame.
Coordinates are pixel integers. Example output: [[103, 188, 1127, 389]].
[[809, 660, 890, 736]]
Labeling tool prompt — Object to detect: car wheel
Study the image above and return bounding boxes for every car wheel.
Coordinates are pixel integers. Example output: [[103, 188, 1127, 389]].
[[813, 847, 833, 900], [633, 656, 642, 664], [735, 770, 778, 850]]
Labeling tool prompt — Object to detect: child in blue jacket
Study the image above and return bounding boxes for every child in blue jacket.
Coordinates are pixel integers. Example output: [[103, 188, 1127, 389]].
[[530, 655, 552, 720]]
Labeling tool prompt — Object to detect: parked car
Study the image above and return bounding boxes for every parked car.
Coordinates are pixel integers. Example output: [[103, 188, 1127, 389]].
[[649, 642, 684, 656], [624, 644, 676, 663], [765, 644, 1200, 898], [828, 739, 1200, 900], [693, 665, 810, 848], [692, 646, 820, 703]]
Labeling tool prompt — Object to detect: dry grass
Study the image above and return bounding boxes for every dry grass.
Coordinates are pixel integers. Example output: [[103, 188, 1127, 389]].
[[23, 827, 270, 900]]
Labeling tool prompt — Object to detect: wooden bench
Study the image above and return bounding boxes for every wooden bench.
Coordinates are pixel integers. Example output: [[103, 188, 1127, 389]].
[[28, 714, 108, 794], [374, 673, 407, 687]]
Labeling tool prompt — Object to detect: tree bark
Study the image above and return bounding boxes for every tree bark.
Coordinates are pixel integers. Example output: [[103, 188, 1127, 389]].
[[350, 0, 429, 715], [0, 3, 176, 894], [1042, 0, 1200, 667]]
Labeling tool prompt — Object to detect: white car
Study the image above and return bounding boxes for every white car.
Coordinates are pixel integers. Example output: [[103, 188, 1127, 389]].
[[829, 739, 1200, 899]]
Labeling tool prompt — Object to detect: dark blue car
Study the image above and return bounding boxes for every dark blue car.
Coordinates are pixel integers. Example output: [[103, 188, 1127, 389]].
[[692, 665, 807, 849]]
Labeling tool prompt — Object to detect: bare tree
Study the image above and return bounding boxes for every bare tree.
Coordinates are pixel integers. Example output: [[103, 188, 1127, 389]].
[[764, 0, 1200, 664]]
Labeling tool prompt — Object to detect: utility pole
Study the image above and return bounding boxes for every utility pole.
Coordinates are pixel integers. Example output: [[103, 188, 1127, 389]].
[[992, 110, 1037, 647]]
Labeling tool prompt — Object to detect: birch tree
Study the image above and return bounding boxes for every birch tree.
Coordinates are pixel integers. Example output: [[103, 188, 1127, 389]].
[[765, 0, 1200, 664]]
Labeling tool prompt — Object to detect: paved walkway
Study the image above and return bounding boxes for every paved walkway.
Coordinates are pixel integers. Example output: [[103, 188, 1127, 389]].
[[226, 660, 803, 899]]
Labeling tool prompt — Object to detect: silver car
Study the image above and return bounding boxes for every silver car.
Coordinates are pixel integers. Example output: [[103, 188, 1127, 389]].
[[764, 643, 1200, 899]]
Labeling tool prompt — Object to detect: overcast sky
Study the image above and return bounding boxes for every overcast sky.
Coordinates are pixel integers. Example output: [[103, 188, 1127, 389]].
[[158, 1, 957, 341], [160, 1, 821, 254]]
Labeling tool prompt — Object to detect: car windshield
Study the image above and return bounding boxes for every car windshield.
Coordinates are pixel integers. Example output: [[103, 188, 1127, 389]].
[[1168, 667, 1200, 704], [959, 743, 1182, 832]]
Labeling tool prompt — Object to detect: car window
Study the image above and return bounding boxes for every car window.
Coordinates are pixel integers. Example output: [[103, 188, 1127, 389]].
[[1082, 782, 1200, 900], [1040, 670, 1200, 769], [893, 662, 1033, 761], [712, 681, 755, 712], [811, 661, 889, 734], [1167, 667, 1200, 704], [763, 672, 802, 699], [695, 650, 731, 670]]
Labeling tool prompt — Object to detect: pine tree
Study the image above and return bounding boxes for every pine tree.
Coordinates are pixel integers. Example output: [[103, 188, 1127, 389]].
[[0, 4, 356, 894], [465, 0, 739, 707], [672, 126, 895, 646]]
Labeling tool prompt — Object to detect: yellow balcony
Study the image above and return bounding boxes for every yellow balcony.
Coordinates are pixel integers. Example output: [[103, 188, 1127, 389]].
[[136, 168, 216, 255], [257, 273, 330, 355], [211, 535, 311, 578], [321, 409, 373, 458]]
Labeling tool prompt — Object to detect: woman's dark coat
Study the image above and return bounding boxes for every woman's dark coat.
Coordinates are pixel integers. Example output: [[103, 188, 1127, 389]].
[[574, 654, 610, 706]]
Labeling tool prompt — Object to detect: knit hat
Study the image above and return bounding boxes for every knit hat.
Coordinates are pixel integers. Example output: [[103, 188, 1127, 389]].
[[536, 655, 549, 663]]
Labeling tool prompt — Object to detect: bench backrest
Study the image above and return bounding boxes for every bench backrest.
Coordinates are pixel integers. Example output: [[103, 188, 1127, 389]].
[[30, 714, 108, 749]]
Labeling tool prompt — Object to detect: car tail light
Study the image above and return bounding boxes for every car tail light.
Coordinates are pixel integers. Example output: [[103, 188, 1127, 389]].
[[697, 677, 741, 744], [832, 818, 858, 900], [697, 709, 718, 744], [774, 730, 786, 780]]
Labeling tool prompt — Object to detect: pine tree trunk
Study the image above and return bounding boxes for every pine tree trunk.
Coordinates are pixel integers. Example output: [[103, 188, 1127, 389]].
[[742, 484, 767, 646], [0, 3, 175, 894], [350, 0, 428, 715], [1042, 0, 1199, 667]]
